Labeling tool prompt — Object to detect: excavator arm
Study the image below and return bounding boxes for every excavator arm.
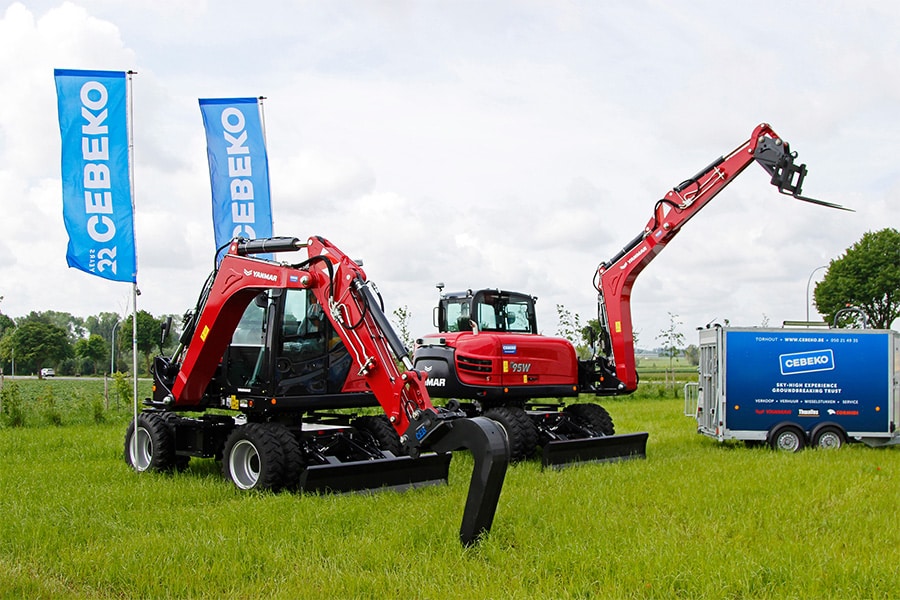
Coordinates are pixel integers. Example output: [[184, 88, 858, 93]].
[[593, 123, 849, 394], [159, 235, 508, 546]]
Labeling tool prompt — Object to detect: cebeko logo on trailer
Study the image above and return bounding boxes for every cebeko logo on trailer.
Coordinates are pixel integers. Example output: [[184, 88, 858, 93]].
[[779, 349, 835, 376]]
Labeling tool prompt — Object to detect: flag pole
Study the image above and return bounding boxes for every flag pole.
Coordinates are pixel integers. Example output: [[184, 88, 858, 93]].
[[127, 70, 141, 464], [257, 96, 273, 233]]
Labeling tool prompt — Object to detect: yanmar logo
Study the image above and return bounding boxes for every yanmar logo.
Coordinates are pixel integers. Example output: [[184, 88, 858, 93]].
[[779, 349, 835, 376], [619, 246, 648, 269], [243, 268, 277, 282]]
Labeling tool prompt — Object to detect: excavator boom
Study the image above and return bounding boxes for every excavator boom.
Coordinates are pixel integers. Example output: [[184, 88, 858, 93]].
[[594, 123, 849, 393]]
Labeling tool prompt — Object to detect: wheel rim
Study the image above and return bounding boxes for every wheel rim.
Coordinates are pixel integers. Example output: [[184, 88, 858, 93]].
[[130, 427, 152, 471], [229, 439, 261, 489], [776, 431, 801, 452], [817, 431, 842, 449]]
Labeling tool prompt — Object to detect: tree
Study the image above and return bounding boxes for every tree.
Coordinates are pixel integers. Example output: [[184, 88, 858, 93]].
[[74, 334, 108, 375], [85, 311, 124, 373], [657, 312, 685, 387], [0, 312, 12, 338], [814, 228, 900, 329], [391, 305, 414, 351], [2, 320, 72, 374], [556, 304, 591, 358], [121, 310, 164, 374], [657, 312, 685, 360], [85, 311, 122, 342], [683, 344, 700, 366]]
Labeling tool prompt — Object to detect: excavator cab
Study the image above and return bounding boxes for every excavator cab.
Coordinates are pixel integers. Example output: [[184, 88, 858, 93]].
[[436, 289, 538, 334], [225, 289, 358, 400]]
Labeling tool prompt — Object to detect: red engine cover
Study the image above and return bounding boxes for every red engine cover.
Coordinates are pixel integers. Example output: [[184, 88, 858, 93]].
[[423, 331, 579, 389]]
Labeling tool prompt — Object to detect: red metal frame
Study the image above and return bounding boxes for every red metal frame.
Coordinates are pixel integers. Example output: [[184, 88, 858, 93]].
[[596, 123, 790, 392], [169, 236, 433, 437]]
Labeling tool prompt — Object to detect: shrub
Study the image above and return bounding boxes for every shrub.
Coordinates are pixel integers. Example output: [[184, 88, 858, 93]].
[[39, 385, 63, 426], [1, 380, 26, 427]]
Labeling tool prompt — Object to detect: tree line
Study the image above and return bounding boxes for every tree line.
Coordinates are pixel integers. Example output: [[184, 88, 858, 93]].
[[0, 308, 178, 377], [2, 229, 897, 377]]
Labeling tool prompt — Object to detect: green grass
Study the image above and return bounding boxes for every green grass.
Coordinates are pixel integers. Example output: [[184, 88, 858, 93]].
[[0, 377, 146, 428], [1, 381, 899, 598]]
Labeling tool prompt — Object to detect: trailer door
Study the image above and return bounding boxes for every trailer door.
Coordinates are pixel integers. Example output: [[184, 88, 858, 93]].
[[696, 330, 720, 436]]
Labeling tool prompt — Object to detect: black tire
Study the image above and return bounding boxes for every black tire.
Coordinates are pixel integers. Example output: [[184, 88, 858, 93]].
[[812, 425, 845, 450], [222, 423, 289, 491], [769, 424, 806, 452], [564, 403, 615, 437], [483, 406, 538, 462], [353, 415, 403, 456], [124, 412, 178, 472], [268, 422, 304, 489], [157, 412, 190, 471]]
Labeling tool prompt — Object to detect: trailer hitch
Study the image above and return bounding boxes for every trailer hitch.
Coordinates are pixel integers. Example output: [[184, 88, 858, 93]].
[[404, 411, 509, 546]]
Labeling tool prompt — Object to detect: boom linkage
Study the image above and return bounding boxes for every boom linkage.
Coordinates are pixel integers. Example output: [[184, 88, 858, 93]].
[[592, 123, 847, 394]]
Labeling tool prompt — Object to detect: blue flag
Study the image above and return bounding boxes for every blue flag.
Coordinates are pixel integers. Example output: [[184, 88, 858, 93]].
[[54, 69, 136, 283], [199, 98, 273, 262]]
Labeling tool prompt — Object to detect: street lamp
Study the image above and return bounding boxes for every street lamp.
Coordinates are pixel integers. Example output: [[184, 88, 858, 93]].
[[806, 265, 828, 323], [110, 320, 121, 374]]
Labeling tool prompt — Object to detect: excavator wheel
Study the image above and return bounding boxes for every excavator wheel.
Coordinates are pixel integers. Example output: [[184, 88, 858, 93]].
[[124, 412, 180, 472], [563, 403, 615, 437], [268, 423, 304, 489], [157, 412, 190, 471], [222, 422, 294, 491], [352, 415, 403, 456], [483, 406, 538, 462]]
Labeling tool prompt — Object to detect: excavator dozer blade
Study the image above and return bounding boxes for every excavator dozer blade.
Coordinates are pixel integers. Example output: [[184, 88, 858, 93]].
[[299, 452, 452, 494], [428, 416, 510, 546], [541, 431, 649, 470]]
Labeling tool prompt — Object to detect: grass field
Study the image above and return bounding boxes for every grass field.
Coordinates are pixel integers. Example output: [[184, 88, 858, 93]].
[[1, 378, 899, 598]]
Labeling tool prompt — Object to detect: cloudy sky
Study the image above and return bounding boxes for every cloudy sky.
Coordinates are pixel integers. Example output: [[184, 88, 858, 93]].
[[1, 1, 897, 348]]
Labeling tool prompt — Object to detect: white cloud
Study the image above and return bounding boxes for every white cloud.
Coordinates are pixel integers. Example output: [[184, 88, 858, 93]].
[[0, 0, 897, 343]]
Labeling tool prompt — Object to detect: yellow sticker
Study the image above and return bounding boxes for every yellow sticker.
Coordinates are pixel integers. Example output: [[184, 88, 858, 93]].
[[230, 395, 239, 410], [615, 321, 622, 333], [503, 360, 509, 373], [523, 375, 528, 383], [200, 325, 210, 342]]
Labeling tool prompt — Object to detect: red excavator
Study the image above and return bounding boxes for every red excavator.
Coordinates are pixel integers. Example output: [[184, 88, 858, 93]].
[[124, 235, 509, 546], [413, 123, 847, 465]]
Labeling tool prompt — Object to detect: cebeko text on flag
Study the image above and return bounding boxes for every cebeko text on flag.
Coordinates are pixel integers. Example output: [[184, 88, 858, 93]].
[[199, 98, 273, 260], [54, 69, 136, 282]]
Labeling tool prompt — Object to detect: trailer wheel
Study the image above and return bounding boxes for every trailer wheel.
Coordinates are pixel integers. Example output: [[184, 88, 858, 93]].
[[812, 425, 845, 450], [483, 406, 538, 462], [222, 423, 288, 491], [769, 424, 806, 452], [563, 403, 615, 437], [124, 412, 178, 472], [353, 415, 403, 456]]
